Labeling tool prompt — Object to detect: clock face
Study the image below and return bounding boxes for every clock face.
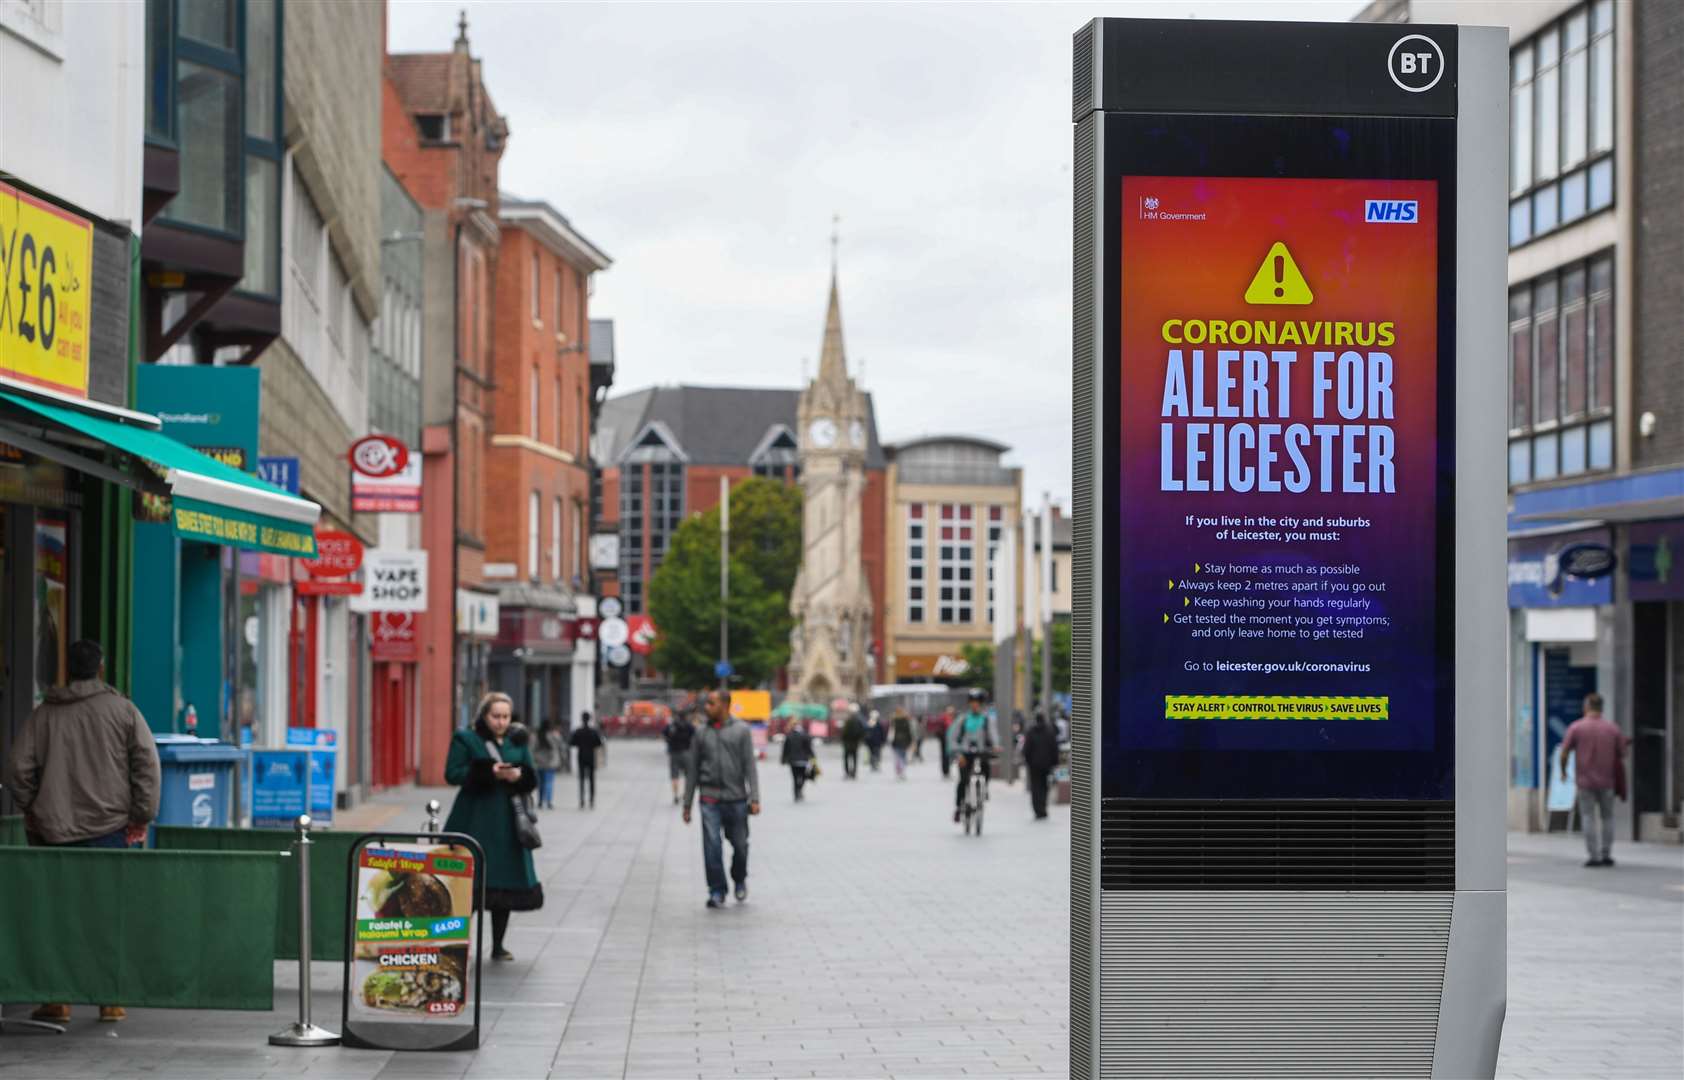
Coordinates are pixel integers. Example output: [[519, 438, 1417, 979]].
[[848, 420, 866, 447], [808, 418, 838, 448]]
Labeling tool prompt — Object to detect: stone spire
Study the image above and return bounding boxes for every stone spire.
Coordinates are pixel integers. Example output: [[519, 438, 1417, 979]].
[[816, 270, 848, 387]]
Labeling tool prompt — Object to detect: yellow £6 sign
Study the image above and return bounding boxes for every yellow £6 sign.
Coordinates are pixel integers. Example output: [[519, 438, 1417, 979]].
[[0, 182, 93, 398]]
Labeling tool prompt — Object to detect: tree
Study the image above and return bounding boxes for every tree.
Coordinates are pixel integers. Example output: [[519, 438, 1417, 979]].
[[958, 641, 994, 688], [647, 477, 802, 688]]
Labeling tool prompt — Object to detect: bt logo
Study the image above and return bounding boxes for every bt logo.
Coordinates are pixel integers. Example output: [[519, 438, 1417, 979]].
[[1364, 200, 1419, 224], [1387, 34, 1445, 93]]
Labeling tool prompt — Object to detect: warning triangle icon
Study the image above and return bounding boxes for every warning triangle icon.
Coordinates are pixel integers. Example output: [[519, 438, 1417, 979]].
[[1243, 242, 1314, 305]]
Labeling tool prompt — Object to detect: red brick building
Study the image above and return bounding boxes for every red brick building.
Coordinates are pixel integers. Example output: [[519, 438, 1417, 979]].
[[384, 15, 509, 778], [484, 197, 611, 729]]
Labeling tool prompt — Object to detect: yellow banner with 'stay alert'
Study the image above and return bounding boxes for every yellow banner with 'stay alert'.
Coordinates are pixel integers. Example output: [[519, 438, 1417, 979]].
[[1166, 695, 1389, 720], [0, 181, 94, 397]]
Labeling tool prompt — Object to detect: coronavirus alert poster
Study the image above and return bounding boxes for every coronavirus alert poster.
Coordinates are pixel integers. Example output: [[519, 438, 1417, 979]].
[[1118, 175, 1440, 755]]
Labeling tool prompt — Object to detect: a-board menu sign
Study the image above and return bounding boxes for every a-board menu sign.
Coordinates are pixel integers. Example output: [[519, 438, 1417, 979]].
[[341, 833, 484, 1052], [1100, 110, 1458, 804]]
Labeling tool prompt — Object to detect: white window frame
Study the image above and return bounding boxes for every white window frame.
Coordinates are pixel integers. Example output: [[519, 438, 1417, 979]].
[[528, 490, 541, 580], [550, 496, 562, 581]]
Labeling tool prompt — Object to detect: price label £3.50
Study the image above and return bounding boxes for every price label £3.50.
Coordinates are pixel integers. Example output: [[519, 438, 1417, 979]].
[[0, 182, 94, 398]]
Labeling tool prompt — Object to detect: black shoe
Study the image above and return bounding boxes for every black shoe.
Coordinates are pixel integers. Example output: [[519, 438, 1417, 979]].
[[706, 894, 724, 909], [1600, 857, 1616, 867], [492, 948, 515, 962], [953, 808, 961, 824], [735, 884, 747, 903], [1583, 859, 1603, 867]]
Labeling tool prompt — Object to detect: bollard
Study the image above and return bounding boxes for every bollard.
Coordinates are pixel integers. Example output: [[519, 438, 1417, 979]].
[[268, 815, 340, 1047], [424, 798, 441, 833]]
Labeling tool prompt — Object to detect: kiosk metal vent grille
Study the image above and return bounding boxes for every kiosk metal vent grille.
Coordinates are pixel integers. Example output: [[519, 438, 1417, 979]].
[[1073, 22, 1096, 121], [1070, 111, 1099, 1080], [1102, 801, 1454, 890], [1100, 891, 1450, 1078]]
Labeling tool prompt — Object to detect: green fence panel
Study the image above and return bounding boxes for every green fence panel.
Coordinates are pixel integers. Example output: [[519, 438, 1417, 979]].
[[154, 826, 359, 962], [0, 815, 25, 846], [0, 848, 280, 1009]]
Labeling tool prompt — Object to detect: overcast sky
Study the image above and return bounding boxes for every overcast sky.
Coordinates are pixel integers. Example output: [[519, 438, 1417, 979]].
[[388, 1, 1363, 509]]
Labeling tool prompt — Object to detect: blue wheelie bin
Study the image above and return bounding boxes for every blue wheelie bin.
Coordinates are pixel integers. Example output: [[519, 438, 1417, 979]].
[[155, 736, 245, 828]]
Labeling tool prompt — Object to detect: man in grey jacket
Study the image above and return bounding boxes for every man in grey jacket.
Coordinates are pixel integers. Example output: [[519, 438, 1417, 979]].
[[6, 639, 160, 1023], [682, 688, 760, 908]]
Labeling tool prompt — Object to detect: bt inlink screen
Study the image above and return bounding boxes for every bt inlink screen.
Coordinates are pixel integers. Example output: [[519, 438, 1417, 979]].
[[1115, 174, 1449, 798]]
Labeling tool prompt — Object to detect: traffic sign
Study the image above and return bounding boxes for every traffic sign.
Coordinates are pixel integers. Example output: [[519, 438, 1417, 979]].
[[597, 617, 629, 648], [714, 660, 733, 679]]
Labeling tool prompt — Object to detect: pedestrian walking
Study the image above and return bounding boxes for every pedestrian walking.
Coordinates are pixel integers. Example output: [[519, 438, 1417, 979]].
[[865, 710, 886, 772], [531, 717, 564, 810], [911, 714, 927, 763], [841, 708, 864, 779], [6, 639, 159, 1024], [933, 706, 956, 777], [682, 688, 760, 908], [1023, 711, 1060, 819], [890, 708, 913, 780], [662, 709, 697, 805], [781, 719, 816, 801], [443, 691, 543, 962], [1558, 692, 1631, 868], [569, 712, 605, 809]]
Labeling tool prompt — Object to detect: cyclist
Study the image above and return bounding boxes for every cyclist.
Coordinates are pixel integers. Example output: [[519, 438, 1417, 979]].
[[948, 688, 998, 824]]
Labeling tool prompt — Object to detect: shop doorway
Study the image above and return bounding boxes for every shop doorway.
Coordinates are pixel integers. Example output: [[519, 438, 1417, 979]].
[[372, 661, 415, 789], [290, 593, 319, 728], [1632, 602, 1670, 838]]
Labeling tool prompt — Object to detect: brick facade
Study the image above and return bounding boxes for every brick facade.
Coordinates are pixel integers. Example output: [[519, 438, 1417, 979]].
[[1632, 0, 1683, 470]]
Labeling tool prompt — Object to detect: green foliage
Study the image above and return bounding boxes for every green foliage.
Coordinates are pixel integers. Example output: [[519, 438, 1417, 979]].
[[958, 641, 995, 688], [647, 477, 802, 688], [1031, 621, 1072, 697]]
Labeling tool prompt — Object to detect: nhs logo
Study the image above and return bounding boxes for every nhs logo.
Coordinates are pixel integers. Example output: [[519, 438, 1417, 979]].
[[1364, 199, 1419, 223]]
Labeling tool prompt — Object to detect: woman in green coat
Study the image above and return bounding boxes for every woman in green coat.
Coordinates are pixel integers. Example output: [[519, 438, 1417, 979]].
[[445, 692, 543, 961]]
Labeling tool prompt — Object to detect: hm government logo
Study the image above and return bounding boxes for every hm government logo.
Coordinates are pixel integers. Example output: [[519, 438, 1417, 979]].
[[1137, 194, 1206, 222]]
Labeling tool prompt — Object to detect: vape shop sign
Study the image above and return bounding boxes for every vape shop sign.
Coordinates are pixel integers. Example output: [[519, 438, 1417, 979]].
[[349, 549, 428, 613]]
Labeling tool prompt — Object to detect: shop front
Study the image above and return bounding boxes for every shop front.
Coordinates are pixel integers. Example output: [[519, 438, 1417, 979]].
[[490, 592, 577, 735], [0, 177, 146, 806], [0, 390, 320, 762], [1507, 470, 1684, 842], [892, 650, 975, 684], [455, 588, 500, 730]]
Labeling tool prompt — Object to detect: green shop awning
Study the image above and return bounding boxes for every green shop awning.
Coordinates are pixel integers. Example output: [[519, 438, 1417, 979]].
[[0, 391, 320, 557]]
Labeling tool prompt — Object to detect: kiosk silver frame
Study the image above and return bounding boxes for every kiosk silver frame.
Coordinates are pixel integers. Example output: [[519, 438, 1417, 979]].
[[1071, 19, 1507, 1079]]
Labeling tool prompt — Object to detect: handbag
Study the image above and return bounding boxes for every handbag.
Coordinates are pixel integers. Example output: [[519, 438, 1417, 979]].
[[595, 745, 607, 770], [807, 758, 821, 782], [486, 740, 543, 850]]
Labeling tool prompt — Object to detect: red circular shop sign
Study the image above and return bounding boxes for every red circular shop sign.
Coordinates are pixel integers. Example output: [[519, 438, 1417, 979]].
[[348, 434, 409, 478], [301, 530, 364, 578]]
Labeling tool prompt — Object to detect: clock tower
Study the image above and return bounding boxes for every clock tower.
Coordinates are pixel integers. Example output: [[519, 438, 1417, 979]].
[[788, 263, 874, 703]]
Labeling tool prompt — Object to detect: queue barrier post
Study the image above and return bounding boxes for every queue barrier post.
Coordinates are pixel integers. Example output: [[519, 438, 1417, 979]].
[[424, 799, 441, 833], [268, 815, 341, 1047]]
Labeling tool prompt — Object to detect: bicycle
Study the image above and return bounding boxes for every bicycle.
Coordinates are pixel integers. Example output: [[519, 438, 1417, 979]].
[[957, 749, 994, 836]]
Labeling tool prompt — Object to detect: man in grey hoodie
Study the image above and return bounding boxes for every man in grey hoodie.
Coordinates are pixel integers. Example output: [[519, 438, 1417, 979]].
[[682, 688, 760, 908]]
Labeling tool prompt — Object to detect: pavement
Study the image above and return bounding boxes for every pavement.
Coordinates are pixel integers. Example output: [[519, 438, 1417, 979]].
[[2, 738, 1069, 1079], [2, 738, 1678, 1079]]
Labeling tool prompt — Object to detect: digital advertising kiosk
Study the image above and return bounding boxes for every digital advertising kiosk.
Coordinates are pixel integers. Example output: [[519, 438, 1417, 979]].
[[1070, 19, 1507, 1078]]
